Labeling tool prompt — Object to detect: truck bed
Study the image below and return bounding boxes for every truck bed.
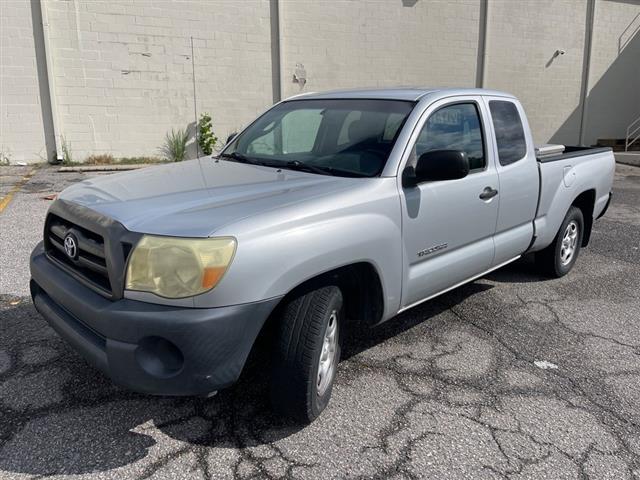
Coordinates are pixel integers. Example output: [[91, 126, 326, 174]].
[[530, 145, 615, 252], [537, 145, 613, 163]]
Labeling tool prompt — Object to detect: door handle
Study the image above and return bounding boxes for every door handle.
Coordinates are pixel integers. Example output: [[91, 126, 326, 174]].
[[479, 187, 498, 200]]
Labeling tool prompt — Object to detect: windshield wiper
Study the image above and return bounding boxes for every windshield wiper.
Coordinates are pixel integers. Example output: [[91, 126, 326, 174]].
[[220, 154, 367, 178], [218, 152, 265, 166], [283, 160, 333, 176], [285, 160, 370, 178]]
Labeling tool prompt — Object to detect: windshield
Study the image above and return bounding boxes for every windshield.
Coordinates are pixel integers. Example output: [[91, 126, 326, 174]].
[[222, 99, 415, 177]]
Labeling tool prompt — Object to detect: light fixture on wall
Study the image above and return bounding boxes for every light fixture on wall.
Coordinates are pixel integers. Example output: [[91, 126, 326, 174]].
[[546, 49, 566, 68]]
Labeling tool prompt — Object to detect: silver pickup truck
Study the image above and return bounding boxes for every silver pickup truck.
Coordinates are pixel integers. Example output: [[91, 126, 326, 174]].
[[30, 88, 614, 422]]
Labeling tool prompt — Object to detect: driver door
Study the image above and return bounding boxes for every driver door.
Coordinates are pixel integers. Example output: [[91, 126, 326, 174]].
[[400, 97, 499, 309]]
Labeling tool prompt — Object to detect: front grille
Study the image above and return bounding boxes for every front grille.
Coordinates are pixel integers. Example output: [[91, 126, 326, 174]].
[[43, 200, 142, 300], [45, 213, 112, 294]]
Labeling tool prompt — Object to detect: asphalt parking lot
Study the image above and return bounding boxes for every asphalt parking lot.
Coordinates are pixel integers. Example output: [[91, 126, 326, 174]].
[[1, 163, 639, 479]]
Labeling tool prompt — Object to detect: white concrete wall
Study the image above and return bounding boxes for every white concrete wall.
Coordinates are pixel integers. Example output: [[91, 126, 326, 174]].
[[1, 0, 639, 164], [279, 0, 481, 99], [483, 0, 589, 145], [0, 0, 52, 164], [583, 0, 640, 146], [43, 0, 274, 160]]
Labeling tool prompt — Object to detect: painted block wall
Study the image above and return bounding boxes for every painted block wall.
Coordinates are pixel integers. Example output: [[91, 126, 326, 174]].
[[0, 0, 53, 164], [279, 0, 481, 99], [583, 0, 640, 146], [483, 0, 588, 145], [1, 0, 638, 164], [41, 0, 274, 160]]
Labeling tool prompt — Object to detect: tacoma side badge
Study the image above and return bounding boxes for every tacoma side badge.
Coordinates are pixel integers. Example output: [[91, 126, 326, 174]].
[[418, 243, 448, 258]]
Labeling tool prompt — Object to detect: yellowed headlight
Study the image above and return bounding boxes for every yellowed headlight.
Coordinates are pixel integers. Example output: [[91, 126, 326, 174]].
[[125, 236, 236, 298]]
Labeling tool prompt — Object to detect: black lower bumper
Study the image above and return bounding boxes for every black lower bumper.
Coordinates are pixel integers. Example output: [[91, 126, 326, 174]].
[[30, 243, 280, 396]]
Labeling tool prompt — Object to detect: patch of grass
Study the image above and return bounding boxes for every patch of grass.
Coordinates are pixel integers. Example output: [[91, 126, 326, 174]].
[[75, 154, 166, 166], [61, 136, 73, 165], [117, 156, 165, 164], [85, 154, 115, 165]]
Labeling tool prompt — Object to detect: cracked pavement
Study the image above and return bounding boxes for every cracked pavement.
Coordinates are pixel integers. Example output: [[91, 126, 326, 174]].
[[0, 164, 639, 479]]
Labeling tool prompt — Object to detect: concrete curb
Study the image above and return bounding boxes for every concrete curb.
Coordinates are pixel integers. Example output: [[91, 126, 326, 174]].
[[615, 153, 640, 167]]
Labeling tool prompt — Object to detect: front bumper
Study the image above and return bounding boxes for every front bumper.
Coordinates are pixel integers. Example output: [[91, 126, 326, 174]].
[[30, 242, 280, 396]]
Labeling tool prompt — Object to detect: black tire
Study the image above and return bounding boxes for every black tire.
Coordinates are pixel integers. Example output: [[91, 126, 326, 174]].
[[536, 206, 584, 278], [270, 285, 343, 423]]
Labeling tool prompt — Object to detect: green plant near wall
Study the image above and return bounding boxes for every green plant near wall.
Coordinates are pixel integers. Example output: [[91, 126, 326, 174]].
[[161, 128, 189, 162], [61, 135, 73, 164], [197, 113, 218, 156], [0, 147, 11, 166]]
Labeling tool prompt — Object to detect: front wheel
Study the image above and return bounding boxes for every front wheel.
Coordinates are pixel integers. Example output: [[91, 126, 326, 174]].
[[270, 285, 342, 423], [536, 206, 584, 277]]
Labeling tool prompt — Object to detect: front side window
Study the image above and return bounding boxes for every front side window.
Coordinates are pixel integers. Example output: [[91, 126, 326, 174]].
[[225, 99, 415, 177], [415, 103, 486, 170], [489, 100, 527, 166]]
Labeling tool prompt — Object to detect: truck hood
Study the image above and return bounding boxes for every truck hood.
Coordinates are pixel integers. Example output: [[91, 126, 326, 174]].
[[58, 158, 357, 237]]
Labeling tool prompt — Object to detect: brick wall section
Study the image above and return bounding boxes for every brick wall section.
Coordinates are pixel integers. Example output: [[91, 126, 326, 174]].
[[1, 0, 639, 163], [484, 0, 588, 145], [279, 0, 481, 99], [43, 0, 273, 160], [0, 0, 50, 164], [584, 0, 640, 146]]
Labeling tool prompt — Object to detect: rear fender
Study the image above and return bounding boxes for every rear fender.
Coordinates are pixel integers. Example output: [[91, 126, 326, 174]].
[[530, 151, 614, 252]]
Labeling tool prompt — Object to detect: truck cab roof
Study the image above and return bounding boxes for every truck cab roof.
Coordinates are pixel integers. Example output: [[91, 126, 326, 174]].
[[287, 87, 517, 102]]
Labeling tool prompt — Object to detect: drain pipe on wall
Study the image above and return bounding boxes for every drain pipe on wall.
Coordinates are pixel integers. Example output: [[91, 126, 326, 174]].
[[277, 0, 284, 101], [476, 0, 489, 88], [578, 0, 596, 146], [39, 0, 63, 162], [270, 0, 284, 103]]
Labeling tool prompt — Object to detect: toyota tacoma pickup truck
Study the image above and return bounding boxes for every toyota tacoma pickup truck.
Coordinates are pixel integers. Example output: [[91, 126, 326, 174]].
[[30, 88, 614, 422]]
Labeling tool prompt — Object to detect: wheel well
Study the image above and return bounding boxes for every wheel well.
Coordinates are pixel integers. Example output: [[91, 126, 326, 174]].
[[245, 263, 384, 371], [275, 263, 384, 328], [572, 189, 595, 247]]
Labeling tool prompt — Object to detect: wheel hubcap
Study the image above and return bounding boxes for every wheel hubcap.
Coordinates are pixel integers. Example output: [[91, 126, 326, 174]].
[[560, 220, 579, 266], [317, 310, 338, 397]]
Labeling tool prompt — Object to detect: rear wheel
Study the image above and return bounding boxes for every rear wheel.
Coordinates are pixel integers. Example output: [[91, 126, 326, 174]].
[[270, 285, 342, 423], [536, 206, 584, 277]]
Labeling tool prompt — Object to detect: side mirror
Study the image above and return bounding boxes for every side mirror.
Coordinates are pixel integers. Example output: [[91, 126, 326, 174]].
[[403, 150, 470, 187], [225, 132, 238, 145]]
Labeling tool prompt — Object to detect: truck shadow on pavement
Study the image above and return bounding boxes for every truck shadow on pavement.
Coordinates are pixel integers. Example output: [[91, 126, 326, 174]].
[[484, 254, 550, 284], [0, 281, 493, 476]]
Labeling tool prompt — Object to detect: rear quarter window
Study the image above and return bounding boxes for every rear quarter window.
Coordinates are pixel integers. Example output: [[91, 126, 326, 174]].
[[489, 100, 527, 166]]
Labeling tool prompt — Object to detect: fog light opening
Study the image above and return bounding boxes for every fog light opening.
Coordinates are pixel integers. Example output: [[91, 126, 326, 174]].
[[135, 336, 184, 378]]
